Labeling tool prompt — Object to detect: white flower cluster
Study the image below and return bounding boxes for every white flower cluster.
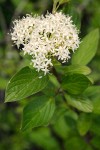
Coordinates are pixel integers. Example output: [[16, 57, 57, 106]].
[[11, 12, 80, 75]]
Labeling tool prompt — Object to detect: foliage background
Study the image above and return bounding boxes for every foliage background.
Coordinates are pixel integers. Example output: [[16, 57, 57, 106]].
[[0, 0, 100, 150]]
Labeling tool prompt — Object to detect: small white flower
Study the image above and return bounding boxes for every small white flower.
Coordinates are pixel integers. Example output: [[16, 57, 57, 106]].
[[11, 12, 80, 74]]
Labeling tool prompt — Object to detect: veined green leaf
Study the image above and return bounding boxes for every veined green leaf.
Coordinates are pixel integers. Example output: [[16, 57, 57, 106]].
[[72, 29, 99, 65], [5, 67, 48, 102], [83, 86, 100, 98], [21, 96, 55, 130], [83, 86, 100, 114], [65, 94, 93, 112], [62, 74, 91, 95], [55, 65, 91, 75]]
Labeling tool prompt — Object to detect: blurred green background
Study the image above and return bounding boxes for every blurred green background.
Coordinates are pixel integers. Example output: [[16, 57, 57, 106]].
[[0, 0, 100, 150]]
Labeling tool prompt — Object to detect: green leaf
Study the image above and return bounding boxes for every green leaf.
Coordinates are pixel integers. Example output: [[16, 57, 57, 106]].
[[5, 67, 48, 102], [53, 116, 69, 139], [77, 114, 92, 136], [65, 94, 93, 112], [51, 106, 67, 124], [83, 86, 100, 114], [62, 74, 91, 95], [56, 65, 91, 75], [83, 86, 100, 98], [21, 96, 55, 130], [53, 109, 77, 139], [72, 29, 99, 65]]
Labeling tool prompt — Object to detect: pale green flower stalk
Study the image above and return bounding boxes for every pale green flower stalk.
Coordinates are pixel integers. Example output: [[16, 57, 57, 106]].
[[11, 12, 80, 75]]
